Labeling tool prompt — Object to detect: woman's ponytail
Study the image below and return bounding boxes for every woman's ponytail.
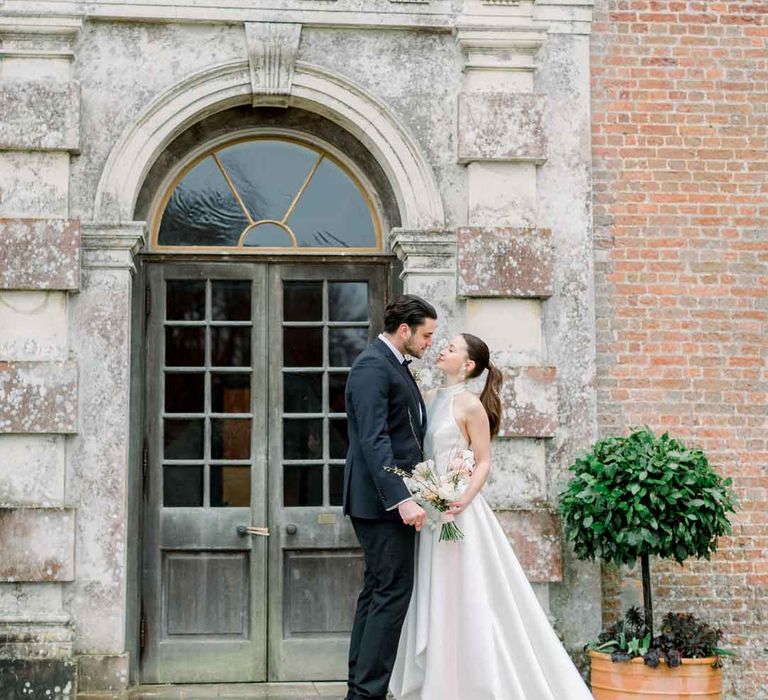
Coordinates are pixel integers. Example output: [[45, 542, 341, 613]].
[[461, 333, 504, 438], [480, 362, 503, 438]]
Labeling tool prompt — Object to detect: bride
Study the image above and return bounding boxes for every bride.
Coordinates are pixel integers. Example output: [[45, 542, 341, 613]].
[[389, 333, 594, 700]]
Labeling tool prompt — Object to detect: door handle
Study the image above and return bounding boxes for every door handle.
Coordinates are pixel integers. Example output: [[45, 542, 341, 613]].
[[285, 524, 298, 535], [237, 525, 270, 537]]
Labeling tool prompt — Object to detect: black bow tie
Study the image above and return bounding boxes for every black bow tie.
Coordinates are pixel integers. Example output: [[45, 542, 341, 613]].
[[402, 358, 412, 367]]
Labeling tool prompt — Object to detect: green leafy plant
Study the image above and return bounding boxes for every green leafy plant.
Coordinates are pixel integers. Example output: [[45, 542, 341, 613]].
[[646, 612, 734, 669], [559, 427, 737, 644], [592, 607, 651, 662], [591, 608, 734, 669]]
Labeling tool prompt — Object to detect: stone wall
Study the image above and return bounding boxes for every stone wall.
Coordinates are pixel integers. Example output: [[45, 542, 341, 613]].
[[0, 16, 83, 698], [0, 0, 600, 691], [591, 2, 768, 698]]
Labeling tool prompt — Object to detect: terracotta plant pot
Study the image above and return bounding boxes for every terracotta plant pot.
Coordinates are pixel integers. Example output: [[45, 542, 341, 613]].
[[589, 650, 723, 700]]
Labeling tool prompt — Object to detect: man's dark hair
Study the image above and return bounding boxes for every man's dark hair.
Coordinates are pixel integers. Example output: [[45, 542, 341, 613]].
[[383, 295, 437, 333]]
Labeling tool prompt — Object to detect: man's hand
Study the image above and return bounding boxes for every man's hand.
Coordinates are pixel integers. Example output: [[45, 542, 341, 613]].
[[398, 500, 427, 531]]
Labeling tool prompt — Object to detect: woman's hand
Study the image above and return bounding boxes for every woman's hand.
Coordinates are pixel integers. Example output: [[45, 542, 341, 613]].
[[447, 494, 472, 516]]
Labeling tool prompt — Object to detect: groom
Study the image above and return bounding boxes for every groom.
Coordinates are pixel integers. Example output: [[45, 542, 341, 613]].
[[342, 294, 437, 700]]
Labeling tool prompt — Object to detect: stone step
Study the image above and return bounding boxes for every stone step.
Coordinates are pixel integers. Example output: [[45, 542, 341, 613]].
[[79, 682, 350, 700]]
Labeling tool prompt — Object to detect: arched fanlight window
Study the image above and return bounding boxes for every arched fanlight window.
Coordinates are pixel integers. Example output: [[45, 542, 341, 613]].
[[152, 136, 382, 252]]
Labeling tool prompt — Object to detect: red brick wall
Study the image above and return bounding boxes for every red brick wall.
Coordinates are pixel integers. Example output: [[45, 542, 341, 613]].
[[590, 1, 768, 697]]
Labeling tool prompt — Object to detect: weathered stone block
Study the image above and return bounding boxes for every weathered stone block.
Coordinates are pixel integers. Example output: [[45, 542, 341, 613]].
[[457, 227, 554, 298], [0, 153, 71, 218], [457, 92, 546, 164], [495, 508, 563, 583], [0, 292, 69, 361], [0, 435, 66, 504], [0, 80, 80, 151], [467, 162, 538, 227], [0, 219, 80, 290], [484, 438, 547, 508], [0, 658, 75, 698], [0, 616, 74, 660], [0, 507, 75, 582], [77, 653, 129, 692], [464, 298, 543, 363], [0, 361, 78, 433], [499, 366, 558, 438]]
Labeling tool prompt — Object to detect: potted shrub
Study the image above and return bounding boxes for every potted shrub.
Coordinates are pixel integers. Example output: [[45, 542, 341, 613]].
[[558, 428, 737, 699]]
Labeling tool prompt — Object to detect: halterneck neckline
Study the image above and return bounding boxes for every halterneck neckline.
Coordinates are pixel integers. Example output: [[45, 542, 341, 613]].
[[436, 382, 468, 397]]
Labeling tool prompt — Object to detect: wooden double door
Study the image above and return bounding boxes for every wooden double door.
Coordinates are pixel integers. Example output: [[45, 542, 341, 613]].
[[141, 261, 387, 683]]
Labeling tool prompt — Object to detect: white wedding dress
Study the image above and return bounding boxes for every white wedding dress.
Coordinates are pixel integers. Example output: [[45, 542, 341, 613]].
[[389, 383, 594, 700]]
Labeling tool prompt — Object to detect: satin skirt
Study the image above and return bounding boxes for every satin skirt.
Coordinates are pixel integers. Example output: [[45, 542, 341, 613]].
[[389, 495, 594, 700]]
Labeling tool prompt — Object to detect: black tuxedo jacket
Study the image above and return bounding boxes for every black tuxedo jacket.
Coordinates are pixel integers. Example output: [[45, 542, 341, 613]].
[[342, 338, 427, 520]]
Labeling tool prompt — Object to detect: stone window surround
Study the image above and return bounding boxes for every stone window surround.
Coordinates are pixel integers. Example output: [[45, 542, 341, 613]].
[[139, 120, 396, 255]]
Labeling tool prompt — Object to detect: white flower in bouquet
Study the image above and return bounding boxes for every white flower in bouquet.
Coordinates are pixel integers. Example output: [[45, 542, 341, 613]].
[[413, 459, 437, 482], [437, 482, 461, 502], [448, 450, 475, 478], [385, 447, 476, 542]]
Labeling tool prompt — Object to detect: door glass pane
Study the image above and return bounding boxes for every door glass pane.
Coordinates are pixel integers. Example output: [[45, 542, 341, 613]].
[[165, 373, 204, 413], [284, 282, 322, 321], [163, 465, 204, 507], [166, 280, 205, 320], [211, 327, 251, 367], [166, 327, 205, 367], [212, 280, 251, 321], [211, 373, 251, 413], [284, 373, 322, 413], [329, 465, 344, 506], [328, 373, 348, 413], [211, 418, 251, 459], [283, 419, 323, 460], [329, 282, 368, 322], [284, 328, 322, 367], [329, 418, 348, 459], [164, 419, 204, 459], [278, 273, 374, 510], [211, 466, 251, 507], [283, 466, 323, 507], [329, 328, 368, 368]]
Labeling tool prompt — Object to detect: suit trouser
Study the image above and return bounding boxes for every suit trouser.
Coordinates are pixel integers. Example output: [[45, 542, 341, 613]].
[[346, 517, 415, 700]]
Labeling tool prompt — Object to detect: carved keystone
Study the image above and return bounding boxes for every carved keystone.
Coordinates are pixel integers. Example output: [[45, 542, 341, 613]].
[[245, 22, 302, 107], [499, 366, 557, 438], [457, 226, 553, 298]]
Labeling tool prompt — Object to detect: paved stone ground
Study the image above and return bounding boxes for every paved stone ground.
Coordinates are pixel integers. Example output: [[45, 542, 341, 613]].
[[79, 682, 349, 700]]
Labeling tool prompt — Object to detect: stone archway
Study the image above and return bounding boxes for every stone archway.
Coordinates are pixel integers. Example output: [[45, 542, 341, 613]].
[[93, 60, 445, 231]]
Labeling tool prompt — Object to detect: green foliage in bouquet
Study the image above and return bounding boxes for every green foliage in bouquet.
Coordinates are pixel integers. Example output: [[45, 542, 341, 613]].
[[558, 427, 737, 636]]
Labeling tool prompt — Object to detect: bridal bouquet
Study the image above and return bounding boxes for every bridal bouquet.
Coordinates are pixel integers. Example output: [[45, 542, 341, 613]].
[[386, 449, 475, 542]]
